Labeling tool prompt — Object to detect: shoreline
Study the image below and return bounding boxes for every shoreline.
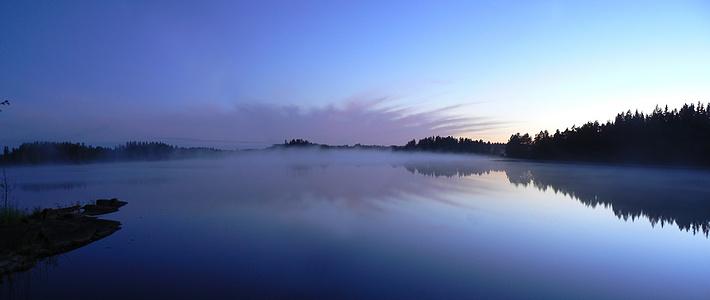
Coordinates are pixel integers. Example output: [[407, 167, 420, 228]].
[[0, 199, 127, 280]]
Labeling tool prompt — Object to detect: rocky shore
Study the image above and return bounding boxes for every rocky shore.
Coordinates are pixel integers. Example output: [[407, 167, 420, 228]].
[[0, 199, 126, 279]]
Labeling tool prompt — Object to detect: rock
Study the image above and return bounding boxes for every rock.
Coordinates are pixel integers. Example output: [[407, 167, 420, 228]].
[[95, 198, 127, 208], [83, 205, 119, 216], [38, 205, 81, 219], [41, 219, 95, 249], [83, 198, 127, 216]]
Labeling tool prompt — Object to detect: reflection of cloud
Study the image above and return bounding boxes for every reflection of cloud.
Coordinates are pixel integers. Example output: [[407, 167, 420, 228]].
[[161, 151, 487, 213], [4, 98, 507, 148], [11, 150, 484, 214]]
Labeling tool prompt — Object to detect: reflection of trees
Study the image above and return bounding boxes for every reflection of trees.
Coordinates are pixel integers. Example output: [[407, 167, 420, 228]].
[[404, 161, 710, 236], [403, 160, 505, 178], [1, 256, 57, 299]]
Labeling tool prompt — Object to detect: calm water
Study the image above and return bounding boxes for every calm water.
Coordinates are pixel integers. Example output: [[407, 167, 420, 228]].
[[3, 150, 710, 299]]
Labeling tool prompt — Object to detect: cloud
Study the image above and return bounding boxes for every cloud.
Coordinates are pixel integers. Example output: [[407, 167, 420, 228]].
[[146, 98, 506, 147], [2, 97, 507, 148]]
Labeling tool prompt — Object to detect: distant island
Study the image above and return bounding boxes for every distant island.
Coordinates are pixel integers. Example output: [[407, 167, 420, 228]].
[[0, 137, 504, 166], [274, 137, 505, 155], [270, 138, 391, 151]]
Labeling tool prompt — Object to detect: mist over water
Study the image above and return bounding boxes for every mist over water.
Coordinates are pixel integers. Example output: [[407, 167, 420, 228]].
[[4, 150, 710, 299]]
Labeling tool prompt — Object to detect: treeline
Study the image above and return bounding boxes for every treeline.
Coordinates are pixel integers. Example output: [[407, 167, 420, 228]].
[[273, 137, 506, 155], [282, 139, 316, 147], [506, 103, 710, 165], [396, 136, 505, 155], [1, 141, 226, 165]]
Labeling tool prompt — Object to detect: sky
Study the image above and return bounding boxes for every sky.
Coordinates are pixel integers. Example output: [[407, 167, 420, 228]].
[[1, 0, 709, 148]]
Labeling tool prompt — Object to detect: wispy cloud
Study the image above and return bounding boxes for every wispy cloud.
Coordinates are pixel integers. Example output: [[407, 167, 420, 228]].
[[2, 97, 507, 148], [146, 98, 507, 147]]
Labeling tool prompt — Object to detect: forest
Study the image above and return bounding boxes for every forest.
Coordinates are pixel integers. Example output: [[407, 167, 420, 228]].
[[276, 137, 506, 155], [506, 102, 710, 165], [0, 141, 225, 165], [4, 102, 710, 166], [396, 136, 505, 155]]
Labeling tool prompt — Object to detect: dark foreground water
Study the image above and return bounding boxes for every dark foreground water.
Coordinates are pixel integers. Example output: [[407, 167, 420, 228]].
[[3, 150, 710, 299]]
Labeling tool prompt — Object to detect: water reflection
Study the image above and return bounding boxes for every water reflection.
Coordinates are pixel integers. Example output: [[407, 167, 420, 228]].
[[403, 160, 710, 236], [11, 154, 710, 237], [2, 257, 58, 300], [4, 153, 710, 299], [20, 182, 87, 192]]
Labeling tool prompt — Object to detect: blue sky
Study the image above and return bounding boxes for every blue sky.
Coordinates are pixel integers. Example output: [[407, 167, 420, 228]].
[[1, 0, 709, 147]]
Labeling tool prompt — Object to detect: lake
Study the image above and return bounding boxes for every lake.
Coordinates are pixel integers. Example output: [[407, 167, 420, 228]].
[[3, 150, 710, 299]]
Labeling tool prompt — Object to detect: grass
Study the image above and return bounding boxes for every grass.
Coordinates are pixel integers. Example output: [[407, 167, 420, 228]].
[[0, 167, 25, 225], [0, 205, 27, 225]]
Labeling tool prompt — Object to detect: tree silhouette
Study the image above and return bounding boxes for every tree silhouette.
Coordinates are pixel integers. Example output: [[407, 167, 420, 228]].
[[0, 141, 225, 165], [396, 136, 505, 155], [283, 139, 315, 147], [506, 102, 710, 165]]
